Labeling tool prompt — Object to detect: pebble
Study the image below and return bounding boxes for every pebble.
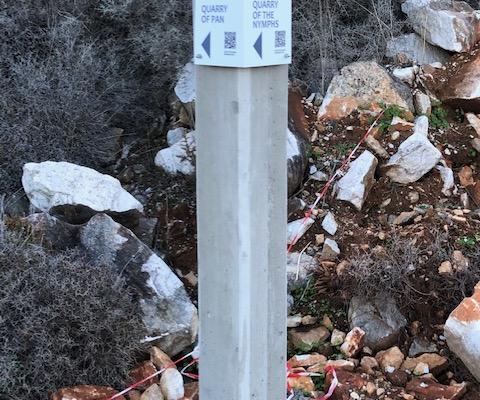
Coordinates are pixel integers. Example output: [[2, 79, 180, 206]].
[[331, 329, 346, 346], [408, 191, 420, 203], [438, 261, 453, 275], [315, 234, 325, 245], [301, 315, 317, 325], [287, 315, 302, 328], [391, 131, 400, 140], [451, 215, 467, 223]]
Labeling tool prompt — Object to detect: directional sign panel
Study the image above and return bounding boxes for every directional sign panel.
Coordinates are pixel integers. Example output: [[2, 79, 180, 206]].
[[194, 0, 292, 68]]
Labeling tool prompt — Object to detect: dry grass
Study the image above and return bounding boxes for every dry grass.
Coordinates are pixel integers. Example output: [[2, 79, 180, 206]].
[[0, 221, 145, 399], [292, 0, 405, 93], [340, 230, 480, 313]]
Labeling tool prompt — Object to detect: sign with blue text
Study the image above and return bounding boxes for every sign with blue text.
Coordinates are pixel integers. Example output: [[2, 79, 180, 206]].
[[194, 0, 292, 68]]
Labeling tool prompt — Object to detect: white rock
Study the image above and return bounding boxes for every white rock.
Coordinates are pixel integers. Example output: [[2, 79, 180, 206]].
[[386, 33, 450, 65], [287, 217, 315, 245], [402, 0, 480, 53], [311, 170, 329, 182], [336, 150, 378, 211], [80, 214, 198, 355], [22, 161, 143, 215], [174, 62, 196, 104], [159, 368, 184, 400], [444, 282, 480, 381], [393, 67, 417, 85], [155, 131, 196, 175], [287, 315, 303, 328], [322, 238, 340, 260], [414, 92, 432, 116], [386, 116, 442, 184], [160, 127, 307, 193], [167, 127, 186, 146], [436, 160, 455, 196], [322, 212, 338, 235]]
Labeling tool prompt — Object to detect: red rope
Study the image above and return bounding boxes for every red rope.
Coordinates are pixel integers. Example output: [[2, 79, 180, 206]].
[[287, 110, 385, 254]]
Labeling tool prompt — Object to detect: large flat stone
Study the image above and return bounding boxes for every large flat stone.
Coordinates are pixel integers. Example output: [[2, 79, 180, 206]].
[[80, 214, 198, 356], [22, 161, 143, 226]]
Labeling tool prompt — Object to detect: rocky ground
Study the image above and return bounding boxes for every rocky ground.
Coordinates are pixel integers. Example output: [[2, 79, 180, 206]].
[[5, 0, 480, 399]]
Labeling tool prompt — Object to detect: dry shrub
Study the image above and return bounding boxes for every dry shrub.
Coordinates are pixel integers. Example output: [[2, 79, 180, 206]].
[[0, 0, 191, 194], [0, 223, 145, 399], [292, 0, 405, 93], [340, 230, 480, 313]]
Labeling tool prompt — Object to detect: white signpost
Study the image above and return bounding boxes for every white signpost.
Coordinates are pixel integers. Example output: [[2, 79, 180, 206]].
[[194, 0, 292, 67], [195, 0, 291, 399]]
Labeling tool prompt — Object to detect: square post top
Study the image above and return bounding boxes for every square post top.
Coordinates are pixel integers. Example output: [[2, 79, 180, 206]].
[[194, 0, 292, 68]]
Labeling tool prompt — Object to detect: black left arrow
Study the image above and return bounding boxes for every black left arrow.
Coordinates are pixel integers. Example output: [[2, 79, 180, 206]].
[[202, 33, 211, 57], [254, 33, 263, 58]]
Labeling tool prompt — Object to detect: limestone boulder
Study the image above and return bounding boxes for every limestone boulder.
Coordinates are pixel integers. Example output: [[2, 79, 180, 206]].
[[386, 116, 442, 184], [402, 0, 480, 53], [445, 281, 480, 381], [25, 213, 80, 250], [386, 33, 451, 65], [349, 295, 407, 352], [22, 161, 143, 226], [155, 131, 196, 175], [437, 47, 480, 113], [80, 214, 198, 356], [318, 61, 413, 120]]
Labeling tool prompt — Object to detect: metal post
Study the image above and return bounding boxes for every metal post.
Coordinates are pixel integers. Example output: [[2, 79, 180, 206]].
[[196, 64, 288, 399]]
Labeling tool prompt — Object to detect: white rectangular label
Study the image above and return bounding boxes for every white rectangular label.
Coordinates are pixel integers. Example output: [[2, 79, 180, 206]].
[[194, 0, 292, 68]]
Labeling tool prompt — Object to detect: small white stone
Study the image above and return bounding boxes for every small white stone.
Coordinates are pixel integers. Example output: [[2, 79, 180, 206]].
[[322, 212, 338, 235], [160, 368, 184, 400]]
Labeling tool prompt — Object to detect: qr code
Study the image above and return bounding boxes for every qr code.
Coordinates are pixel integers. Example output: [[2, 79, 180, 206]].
[[224, 32, 236, 49], [275, 31, 286, 48]]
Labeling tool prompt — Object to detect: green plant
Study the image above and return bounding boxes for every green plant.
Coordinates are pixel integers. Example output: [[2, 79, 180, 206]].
[[291, 280, 318, 316], [377, 104, 409, 133], [333, 142, 355, 157], [457, 235, 479, 249], [430, 105, 449, 129], [312, 375, 326, 391]]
